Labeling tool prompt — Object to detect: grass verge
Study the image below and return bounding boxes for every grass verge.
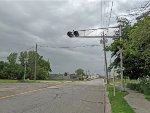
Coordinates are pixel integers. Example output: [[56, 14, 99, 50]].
[[0, 79, 41, 83], [107, 85, 135, 113], [0, 79, 18, 83], [145, 95, 150, 102]]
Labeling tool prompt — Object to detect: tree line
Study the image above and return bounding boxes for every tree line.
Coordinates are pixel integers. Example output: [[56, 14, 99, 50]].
[[0, 51, 51, 80], [106, 15, 150, 79]]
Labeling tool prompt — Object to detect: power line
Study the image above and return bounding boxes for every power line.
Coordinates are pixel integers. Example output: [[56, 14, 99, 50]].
[[141, 0, 150, 11], [26, 46, 34, 51], [43, 44, 102, 49]]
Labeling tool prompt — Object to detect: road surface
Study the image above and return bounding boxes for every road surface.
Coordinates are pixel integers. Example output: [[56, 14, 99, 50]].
[[0, 79, 105, 113]]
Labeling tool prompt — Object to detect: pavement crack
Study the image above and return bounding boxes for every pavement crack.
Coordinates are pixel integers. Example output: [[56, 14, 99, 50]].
[[53, 93, 61, 99], [81, 99, 103, 104]]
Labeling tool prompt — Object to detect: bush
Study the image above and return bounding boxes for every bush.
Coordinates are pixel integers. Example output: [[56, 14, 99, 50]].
[[127, 80, 150, 95], [127, 83, 138, 90], [135, 83, 141, 91], [142, 82, 150, 95], [127, 83, 143, 93]]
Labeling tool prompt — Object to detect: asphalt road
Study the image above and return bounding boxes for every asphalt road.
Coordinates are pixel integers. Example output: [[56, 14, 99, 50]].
[[0, 79, 105, 113]]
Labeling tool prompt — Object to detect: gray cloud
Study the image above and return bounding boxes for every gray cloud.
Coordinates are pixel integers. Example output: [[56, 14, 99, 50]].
[[0, 0, 145, 74]]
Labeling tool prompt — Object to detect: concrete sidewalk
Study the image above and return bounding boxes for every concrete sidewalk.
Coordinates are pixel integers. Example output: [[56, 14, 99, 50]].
[[124, 89, 150, 113]]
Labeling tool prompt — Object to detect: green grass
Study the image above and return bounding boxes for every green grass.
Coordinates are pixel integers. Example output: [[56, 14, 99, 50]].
[[0, 79, 18, 83], [0, 79, 41, 83], [107, 85, 135, 113], [145, 95, 150, 102]]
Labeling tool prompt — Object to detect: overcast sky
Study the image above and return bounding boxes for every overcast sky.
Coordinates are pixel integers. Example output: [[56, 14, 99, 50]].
[[0, 0, 147, 74]]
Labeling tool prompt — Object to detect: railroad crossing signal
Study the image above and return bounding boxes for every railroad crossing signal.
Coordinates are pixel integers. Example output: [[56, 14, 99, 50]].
[[67, 31, 79, 37]]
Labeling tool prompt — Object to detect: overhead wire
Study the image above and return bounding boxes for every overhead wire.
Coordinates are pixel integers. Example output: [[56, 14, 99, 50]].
[[125, 0, 149, 20], [141, 0, 150, 11], [43, 44, 102, 49]]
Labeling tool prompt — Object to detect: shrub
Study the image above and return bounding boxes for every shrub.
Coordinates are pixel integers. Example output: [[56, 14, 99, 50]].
[[142, 82, 150, 95], [127, 79, 150, 95], [127, 83, 138, 90]]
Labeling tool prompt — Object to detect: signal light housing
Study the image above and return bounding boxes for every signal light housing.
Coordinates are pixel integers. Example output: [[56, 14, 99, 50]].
[[67, 31, 74, 37], [73, 31, 79, 37], [67, 30, 79, 37]]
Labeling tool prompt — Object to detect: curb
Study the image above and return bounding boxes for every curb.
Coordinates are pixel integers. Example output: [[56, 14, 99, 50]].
[[104, 83, 112, 113]]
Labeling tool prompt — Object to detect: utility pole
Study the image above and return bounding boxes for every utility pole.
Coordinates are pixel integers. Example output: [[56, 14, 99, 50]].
[[34, 43, 37, 80], [113, 72, 116, 96], [119, 25, 124, 91], [108, 58, 111, 79], [102, 32, 109, 84], [47, 58, 50, 77], [23, 58, 27, 81]]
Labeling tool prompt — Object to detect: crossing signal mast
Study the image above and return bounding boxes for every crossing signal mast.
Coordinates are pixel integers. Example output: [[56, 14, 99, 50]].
[[67, 29, 110, 84], [67, 26, 124, 88]]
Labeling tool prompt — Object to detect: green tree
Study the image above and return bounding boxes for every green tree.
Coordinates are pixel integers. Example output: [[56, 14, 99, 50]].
[[7, 52, 17, 64], [75, 68, 85, 80], [19, 51, 27, 66], [0, 61, 9, 79], [6, 52, 22, 79], [125, 16, 150, 78], [64, 72, 68, 76], [37, 58, 51, 80], [19, 50, 52, 80], [0, 51, 52, 80], [106, 16, 150, 79]]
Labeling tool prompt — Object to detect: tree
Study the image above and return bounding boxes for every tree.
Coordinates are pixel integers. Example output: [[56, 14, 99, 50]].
[[0, 51, 52, 80], [37, 58, 52, 80], [19, 51, 28, 66], [125, 16, 150, 78], [75, 68, 85, 80], [7, 53, 17, 65], [6, 52, 22, 79], [0, 61, 9, 79], [106, 16, 150, 79], [64, 72, 68, 76]]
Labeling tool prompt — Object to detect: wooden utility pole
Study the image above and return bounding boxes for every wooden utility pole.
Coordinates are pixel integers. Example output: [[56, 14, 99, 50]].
[[23, 58, 27, 81], [34, 43, 37, 80], [102, 32, 109, 84], [119, 25, 124, 91]]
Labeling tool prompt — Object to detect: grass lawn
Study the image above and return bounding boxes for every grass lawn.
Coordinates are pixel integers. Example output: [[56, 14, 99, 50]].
[[0, 79, 18, 83], [145, 95, 150, 102], [107, 85, 135, 113], [0, 79, 42, 83]]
